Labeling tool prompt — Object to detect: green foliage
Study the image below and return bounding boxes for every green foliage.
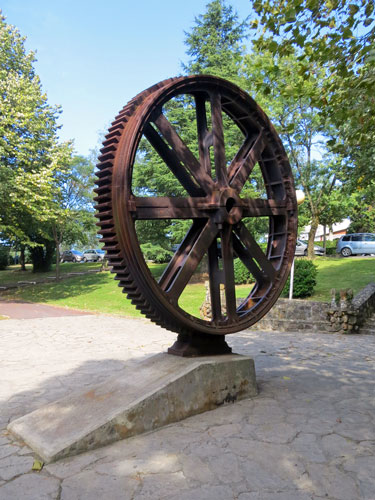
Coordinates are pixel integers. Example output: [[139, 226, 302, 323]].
[[325, 247, 336, 256], [183, 0, 248, 82], [320, 240, 337, 256], [249, 0, 375, 183], [243, 48, 347, 255], [0, 245, 9, 270], [0, 15, 97, 276], [233, 258, 253, 284], [132, 1, 255, 249], [30, 239, 54, 273], [346, 181, 375, 234], [281, 259, 318, 298], [140, 243, 172, 263], [0, 13, 61, 245]]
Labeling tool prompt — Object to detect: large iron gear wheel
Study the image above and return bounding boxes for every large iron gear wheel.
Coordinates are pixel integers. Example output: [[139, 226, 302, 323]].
[[95, 75, 297, 351]]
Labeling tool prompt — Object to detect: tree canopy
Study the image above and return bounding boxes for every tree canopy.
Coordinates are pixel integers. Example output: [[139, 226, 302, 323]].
[[0, 12, 60, 246], [250, 0, 375, 176], [0, 13, 97, 272], [183, 0, 248, 82]]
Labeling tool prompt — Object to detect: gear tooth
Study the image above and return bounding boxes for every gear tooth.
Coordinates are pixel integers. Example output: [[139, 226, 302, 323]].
[[93, 186, 111, 197], [95, 76, 270, 338], [97, 152, 114, 163], [93, 77, 193, 335], [96, 166, 113, 178]]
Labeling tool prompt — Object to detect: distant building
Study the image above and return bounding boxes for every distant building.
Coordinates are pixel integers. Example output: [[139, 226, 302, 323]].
[[300, 219, 350, 242]]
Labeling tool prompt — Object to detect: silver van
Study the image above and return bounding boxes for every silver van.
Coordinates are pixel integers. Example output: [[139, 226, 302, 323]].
[[336, 233, 375, 257]]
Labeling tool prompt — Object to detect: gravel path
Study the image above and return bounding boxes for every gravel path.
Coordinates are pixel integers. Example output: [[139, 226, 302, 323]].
[[0, 314, 374, 499]]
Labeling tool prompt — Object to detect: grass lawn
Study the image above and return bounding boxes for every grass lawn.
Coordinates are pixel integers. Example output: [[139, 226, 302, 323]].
[[309, 256, 375, 302], [0, 262, 101, 285], [1, 256, 374, 318]]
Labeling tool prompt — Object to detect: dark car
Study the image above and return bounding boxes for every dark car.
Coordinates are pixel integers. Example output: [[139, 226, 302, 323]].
[[336, 233, 375, 257], [60, 250, 84, 263]]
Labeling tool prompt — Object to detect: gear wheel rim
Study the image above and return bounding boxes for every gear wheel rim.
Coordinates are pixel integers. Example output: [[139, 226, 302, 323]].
[[95, 75, 297, 336]]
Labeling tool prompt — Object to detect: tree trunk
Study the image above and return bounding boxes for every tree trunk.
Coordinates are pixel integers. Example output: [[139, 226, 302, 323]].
[[55, 243, 61, 280], [19, 246, 26, 271], [323, 224, 327, 255], [52, 223, 62, 280], [31, 241, 54, 273], [307, 216, 319, 259]]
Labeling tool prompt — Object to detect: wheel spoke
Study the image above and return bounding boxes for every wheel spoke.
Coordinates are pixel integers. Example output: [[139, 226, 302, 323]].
[[144, 123, 204, 197], [195, 93, 213, 176], [152, 112, 215, 195], [207, 239, 222, 322], [130, 196, 212, 219], [229, 130, 266, 192], [159, 219, 218, 302], [241, 197, 290, 217], [233, 222, 276, 284], [232, 235, 266, 286], [221, 223, 237, 320], [210, 92, 228, 187]]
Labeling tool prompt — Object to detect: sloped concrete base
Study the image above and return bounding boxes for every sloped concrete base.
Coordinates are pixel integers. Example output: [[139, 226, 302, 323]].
[[8, 353, 257, 463]]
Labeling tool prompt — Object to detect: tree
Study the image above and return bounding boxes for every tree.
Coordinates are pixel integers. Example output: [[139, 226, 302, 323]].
[[0, 14, 98, 274], [0, 12, 61, 264], [45, 151, 97, 278], [183, 0, 248, 82], [347, 181, 375, 233], [243, 49, 347, 256], [250, 0, 375, 172], [317, 189, 353, 251]]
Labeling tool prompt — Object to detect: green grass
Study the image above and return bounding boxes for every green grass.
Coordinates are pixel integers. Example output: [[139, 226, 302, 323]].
[[2, 256, 375, 318], [4, 270, 144, 317], [0, 262, 101, 285], [309, 256, 375, 302]]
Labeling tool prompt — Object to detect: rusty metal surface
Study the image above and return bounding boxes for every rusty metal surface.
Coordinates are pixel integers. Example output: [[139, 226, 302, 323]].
[[95, 75, 297, 343]]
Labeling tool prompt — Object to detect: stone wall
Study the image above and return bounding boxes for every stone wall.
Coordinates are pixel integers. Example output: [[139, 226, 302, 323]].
[[249, 298, 331, 333], [327, 283, 375, 334], [200, 283, 375, 334]]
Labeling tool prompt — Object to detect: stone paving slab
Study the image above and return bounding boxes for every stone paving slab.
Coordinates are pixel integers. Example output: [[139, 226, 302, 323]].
[[0, 314, 374, 499]]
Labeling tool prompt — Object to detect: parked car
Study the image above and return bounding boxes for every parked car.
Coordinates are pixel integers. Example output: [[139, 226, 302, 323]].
[[82, 249, 105, 262], [336, 233, 375, 257], [60, 250, 84, 263], [295, 239, 324, 256]]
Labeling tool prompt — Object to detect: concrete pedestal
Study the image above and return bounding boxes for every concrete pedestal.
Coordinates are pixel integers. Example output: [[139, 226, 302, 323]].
[[8, 353, 257, 463]]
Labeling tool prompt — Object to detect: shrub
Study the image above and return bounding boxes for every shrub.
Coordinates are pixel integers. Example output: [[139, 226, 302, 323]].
[[325, 246, 336, 256], [0, 246, 9, 270], [281, 258, 318, 298], [141, 243, 172, 263], [234, 258, 253, 284]]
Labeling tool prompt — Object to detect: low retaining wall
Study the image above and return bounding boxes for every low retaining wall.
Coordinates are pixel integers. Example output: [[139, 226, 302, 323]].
[[199, 281, 331, 333], [249, 298, 331, 333], [327, 283, 375, 334], [200, 282, 375, 334]]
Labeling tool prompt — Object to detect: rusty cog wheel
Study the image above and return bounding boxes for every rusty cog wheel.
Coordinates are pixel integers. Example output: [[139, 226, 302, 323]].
[[95, 75, 297, 355]]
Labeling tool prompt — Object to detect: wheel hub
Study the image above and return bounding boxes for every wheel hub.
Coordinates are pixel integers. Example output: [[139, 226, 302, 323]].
[[209, 188, 243, 225]]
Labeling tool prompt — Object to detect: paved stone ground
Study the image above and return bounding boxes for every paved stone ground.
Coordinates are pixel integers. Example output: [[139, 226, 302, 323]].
[[0, 314, 374, 499], [0, 300, 91, 319]]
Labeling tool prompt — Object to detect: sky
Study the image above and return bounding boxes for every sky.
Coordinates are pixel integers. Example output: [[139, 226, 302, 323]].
[[2, 0, 252, 158]]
